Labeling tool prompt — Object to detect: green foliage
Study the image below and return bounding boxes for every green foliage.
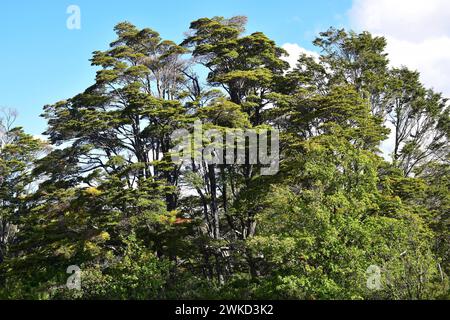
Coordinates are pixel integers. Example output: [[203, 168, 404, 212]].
[[0, 17, 448, 300], [52, 237, 171, 300], [1, 109, 47, 267]]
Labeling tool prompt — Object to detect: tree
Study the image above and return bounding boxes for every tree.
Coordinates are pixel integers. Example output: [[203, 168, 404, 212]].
[[179, 16, 290, 282], [1, 23, 191, 298], [287, 28, 449, 177], [182, 16, 289, 125], [291, 28, 390, 117], [245, 129, 445, 299], [0, 108, 46, 264], [386, 68, 448, 175]]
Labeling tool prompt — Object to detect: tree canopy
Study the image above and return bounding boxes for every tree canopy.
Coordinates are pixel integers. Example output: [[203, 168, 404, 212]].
[[0, 18, 448, 300]]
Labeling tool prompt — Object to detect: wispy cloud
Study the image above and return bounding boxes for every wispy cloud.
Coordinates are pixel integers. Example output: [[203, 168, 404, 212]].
[[281, 43, 319, 69]]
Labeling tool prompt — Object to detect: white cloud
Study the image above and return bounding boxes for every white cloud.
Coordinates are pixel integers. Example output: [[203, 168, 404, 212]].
[[349, 0, 450, 96], [33, 134, 48, 142], [281, 43, 319, 69]]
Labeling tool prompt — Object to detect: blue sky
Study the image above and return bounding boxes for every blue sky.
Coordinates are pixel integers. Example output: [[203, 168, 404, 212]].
[[0, 0, 352, 135]]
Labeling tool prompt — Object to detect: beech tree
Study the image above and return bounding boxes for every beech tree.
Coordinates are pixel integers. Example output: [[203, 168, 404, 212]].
[[0, 108, 46, 264]]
